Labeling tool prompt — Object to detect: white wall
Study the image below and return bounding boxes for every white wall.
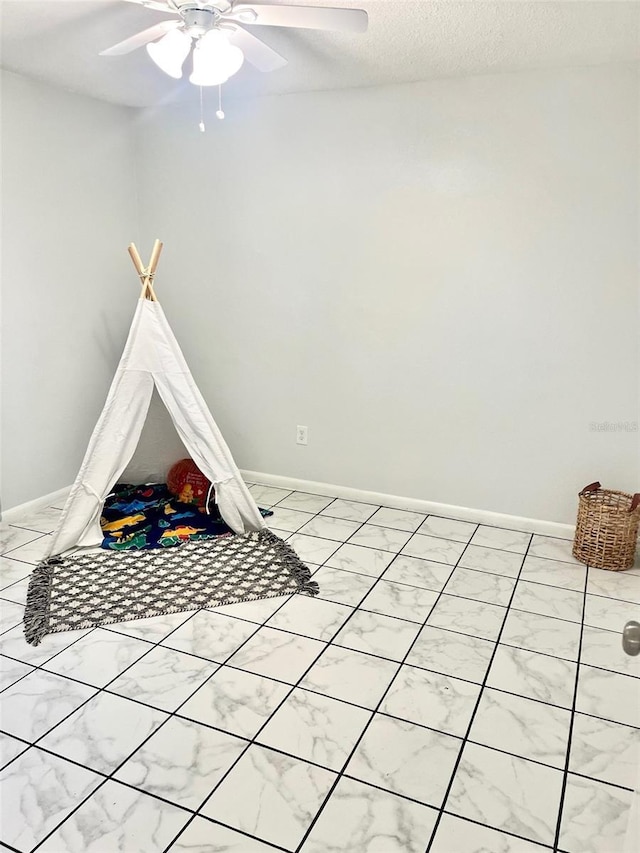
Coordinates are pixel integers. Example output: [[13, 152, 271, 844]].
[[0, 71, 139, 509], [2, 64, 637, 524], [135, 64, 639, 524]]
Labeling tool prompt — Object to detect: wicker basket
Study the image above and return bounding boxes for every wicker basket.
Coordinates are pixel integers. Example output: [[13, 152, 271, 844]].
[[573, 482, 640, 570]]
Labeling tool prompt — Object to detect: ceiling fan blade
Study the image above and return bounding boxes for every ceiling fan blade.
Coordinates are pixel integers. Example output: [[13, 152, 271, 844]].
[[229, 4, 368, 33], [222, 24, 287, 72], [99, 20, 181, 56], [122, 0, 180, 13]]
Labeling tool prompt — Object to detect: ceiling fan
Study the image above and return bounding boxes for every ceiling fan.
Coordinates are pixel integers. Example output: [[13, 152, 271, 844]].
[[100, 1, 369, 87]]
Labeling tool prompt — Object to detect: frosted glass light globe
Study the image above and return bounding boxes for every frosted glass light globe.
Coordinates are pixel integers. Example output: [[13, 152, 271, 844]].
[[189, 30, 244, 87], [147, 29, 192, 79]]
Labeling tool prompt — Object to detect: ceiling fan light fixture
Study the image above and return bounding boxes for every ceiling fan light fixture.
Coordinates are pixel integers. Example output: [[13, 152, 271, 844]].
[[189, 29, 244, 87], [146, 28, 192, 79]]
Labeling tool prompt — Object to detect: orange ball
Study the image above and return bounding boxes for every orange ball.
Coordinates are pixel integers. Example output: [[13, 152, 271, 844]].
[[167, 458, 212, 507]]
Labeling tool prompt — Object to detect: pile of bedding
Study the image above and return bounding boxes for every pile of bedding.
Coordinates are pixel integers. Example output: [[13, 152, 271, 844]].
[[100, 483, 271, 551]]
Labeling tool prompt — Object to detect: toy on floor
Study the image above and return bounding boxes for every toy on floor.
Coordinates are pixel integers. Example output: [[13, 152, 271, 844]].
[[167, 457, 212, 507]]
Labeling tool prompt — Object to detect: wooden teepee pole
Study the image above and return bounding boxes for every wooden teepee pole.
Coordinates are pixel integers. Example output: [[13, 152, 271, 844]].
[[128, 240, 163, 301], [128, 243, 145, 276]]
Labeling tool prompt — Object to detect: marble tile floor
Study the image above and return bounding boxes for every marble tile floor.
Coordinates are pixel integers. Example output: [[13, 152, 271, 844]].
[[0, 484, 639, 853]]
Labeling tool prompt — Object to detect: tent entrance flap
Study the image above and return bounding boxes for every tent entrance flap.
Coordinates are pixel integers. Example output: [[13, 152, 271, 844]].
[[121, 388, 189, 485], [48, 240, 265, 559]]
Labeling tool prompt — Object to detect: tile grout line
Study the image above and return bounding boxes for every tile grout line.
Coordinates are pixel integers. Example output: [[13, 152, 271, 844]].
[[2, 605, 636, 719], [2, 587, 634, 671], [0, 531, 50, 559], [185, 817, 290, 853], [4, 646, 637, 796], [7, 631, 635, 756], [254, 489, 581, 544], [1, 492, 634, 851], [423, 533, 536, 853], [2, 497, 630, 565], [0, 493, 359, 701], [435, 810, 554, 851], [7, 646, 637, 766], [16, 495, 355, 853], [292, 564, 634, 633], [207, 512, 637, 608], [4, 625, 634, 735], [18, 491, 367, 850], [551, 565, 589, 852], [276, 505, 518, 552], [7, 568, 637, 610], [16, 609, 206, 849], [24, 590, 297, 853], [0, 492, 350, 851], [1, 492, 354, 701], [159, 504, 414, 852], [1, 521, 633, 611], [4, 693, 636, 800], [290, 522, 485, 853], [3, 545, 635, 845], [172, 500, 490, 847]]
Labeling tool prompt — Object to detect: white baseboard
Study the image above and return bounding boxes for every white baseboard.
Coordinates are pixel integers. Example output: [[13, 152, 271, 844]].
[[2, 486, 71, 524], [241, 469, 576, 541], [3, 474, 576, 542]]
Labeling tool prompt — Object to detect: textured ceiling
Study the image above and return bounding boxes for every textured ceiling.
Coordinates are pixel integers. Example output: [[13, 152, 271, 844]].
[[1, 0, 639, 107]]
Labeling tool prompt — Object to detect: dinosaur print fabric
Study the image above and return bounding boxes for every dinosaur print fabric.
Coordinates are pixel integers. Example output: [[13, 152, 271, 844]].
[[100, 483, 271, 551]]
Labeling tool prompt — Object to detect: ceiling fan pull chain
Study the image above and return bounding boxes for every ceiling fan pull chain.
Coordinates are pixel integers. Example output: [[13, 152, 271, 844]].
[[216, 84, 225, 120], [199, 85, 205, 132]]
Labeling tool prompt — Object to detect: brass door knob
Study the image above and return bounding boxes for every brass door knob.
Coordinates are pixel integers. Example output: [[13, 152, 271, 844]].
[[622, 620, 640, 656]]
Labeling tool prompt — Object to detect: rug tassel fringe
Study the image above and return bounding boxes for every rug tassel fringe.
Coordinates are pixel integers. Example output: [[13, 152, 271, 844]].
[[23, 560, 56, 646], [258, 528, 320, 597]]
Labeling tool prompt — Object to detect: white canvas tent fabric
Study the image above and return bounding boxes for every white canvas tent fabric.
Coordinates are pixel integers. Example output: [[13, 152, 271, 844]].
[[48, 297, 265, 558]]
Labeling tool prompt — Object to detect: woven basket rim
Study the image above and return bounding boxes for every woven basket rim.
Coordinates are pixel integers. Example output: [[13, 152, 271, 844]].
[[581, 487, 635, 500], [579, 490, 638, 512]]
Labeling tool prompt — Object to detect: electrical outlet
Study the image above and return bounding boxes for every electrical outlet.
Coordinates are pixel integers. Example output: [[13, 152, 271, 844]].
[[296, 425, 308, 445]]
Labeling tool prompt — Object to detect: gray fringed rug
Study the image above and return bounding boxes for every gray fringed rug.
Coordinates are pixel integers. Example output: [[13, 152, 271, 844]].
[[24, 529, 318, 646]]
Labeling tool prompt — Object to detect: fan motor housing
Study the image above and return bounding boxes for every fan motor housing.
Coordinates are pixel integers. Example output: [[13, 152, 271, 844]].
[[179, 6, 221, 37], [178, 1, 233, 18]]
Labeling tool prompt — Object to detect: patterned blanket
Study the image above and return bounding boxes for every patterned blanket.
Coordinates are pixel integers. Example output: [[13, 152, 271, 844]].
[[100, 483, 271, 550]]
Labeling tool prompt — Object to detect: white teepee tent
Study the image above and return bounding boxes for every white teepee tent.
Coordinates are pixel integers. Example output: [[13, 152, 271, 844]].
[[48, 240, 265, 558]]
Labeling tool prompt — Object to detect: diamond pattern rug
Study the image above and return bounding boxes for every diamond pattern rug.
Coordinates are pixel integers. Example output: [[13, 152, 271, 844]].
[[24, 529, 318, 646]]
